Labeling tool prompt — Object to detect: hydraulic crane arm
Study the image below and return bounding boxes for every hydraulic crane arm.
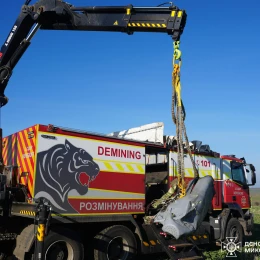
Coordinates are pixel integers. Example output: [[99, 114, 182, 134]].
[[0, 0, 187, 107]]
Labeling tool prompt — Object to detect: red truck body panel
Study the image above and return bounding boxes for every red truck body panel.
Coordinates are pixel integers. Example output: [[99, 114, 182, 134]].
[[2, 124, 252, 216], [3, 124, 147, 215]]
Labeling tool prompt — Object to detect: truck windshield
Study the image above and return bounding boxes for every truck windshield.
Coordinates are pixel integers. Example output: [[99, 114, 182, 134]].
[[231, 162, 247, 185]]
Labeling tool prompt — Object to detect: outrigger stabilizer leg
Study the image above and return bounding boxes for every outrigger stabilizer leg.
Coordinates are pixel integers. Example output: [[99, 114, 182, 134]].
[[34, 198, 51, 260]]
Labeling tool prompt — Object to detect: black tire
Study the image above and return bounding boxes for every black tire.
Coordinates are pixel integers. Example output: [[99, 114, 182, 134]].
[[42, 227, 84, 260], [94, 225, 137, 260], [225, 217, 244, 245]]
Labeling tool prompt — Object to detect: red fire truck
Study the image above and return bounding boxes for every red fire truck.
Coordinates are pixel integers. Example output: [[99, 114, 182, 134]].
[[0, 1, 256, 259], [0, 122, 256, 259]]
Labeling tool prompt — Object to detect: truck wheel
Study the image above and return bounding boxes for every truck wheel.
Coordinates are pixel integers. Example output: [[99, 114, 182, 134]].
[[225, 218, 244, 245], [94, 225, 137, 260], [42, 228, 84, 260]]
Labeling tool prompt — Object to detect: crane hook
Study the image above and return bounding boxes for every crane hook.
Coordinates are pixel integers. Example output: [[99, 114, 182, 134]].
[[173, 41, 181, 60]]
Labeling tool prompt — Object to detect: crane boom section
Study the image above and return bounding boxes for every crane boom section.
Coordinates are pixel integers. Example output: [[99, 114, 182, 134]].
[[0, 0, 187, 105]]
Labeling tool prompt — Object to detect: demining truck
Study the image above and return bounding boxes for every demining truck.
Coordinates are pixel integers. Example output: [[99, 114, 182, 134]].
[[0, 0, 256, 259], [0, 122, 256, 259]]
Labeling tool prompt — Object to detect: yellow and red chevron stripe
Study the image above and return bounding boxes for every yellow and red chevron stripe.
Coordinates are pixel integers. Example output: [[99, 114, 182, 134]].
[[2, 133, 18, 166], [2, 136, 8, 165], [17, 125, 37, 198], [12, 134, 16, 165]]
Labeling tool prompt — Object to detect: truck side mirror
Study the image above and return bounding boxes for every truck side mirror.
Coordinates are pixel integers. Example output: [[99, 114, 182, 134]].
[[250, 164, 256, 186], [247, 170, 256, 186], [245, 164, 256, 186], [250, 164, 256, 172], [251, 171, 256, 186]]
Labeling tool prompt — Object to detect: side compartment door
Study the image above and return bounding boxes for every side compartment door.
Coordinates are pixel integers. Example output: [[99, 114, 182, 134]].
[[169, 151, 194, 185], [195, 155, 222, 210]]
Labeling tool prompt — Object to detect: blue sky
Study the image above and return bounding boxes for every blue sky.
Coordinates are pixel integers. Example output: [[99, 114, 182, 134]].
[[1, 0, 260, 186]]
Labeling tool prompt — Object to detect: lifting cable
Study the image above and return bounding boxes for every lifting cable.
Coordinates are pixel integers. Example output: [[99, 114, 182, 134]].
[[171, 41, 199, 198], [149, 41, 201, 212]]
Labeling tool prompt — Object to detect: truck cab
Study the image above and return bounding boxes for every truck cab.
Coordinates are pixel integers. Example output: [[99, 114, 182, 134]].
[[222, 156, 256, 210]]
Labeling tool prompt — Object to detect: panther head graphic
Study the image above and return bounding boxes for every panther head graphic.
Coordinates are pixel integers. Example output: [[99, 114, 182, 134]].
[[62, 140, 100, 195], [35, 139, 100, 212]]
